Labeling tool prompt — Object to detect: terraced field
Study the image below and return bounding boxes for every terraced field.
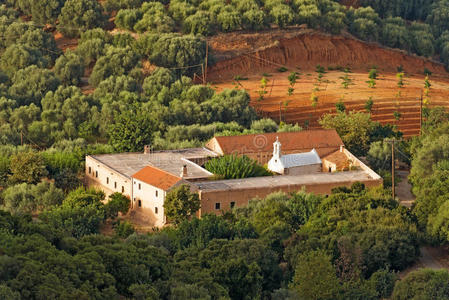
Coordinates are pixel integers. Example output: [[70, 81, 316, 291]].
[[214, 70, 449, 137]]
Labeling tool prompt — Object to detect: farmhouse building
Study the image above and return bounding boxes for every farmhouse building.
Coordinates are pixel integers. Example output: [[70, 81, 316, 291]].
[[205, 130, 344, 164], [85, 129, 382, 227]]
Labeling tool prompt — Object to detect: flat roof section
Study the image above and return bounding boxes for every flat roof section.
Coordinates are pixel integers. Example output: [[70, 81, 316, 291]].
[[90, 148, 216, 179], [194, 170, 374, 192]]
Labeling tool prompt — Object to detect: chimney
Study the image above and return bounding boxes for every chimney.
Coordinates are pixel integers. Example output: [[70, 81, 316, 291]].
[[180, 165, 188, 178], [144, 145, 150, 154], [340, 145, 344, 153]]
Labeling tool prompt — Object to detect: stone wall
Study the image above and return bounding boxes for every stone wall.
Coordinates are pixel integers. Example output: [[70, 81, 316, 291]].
[[198, 177, 383, 216]]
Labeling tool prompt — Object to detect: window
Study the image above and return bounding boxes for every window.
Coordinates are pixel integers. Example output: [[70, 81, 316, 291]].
[[121, 186, 124, 193], [114, 182, 117, 189], [138, 183, 141, 190], [328, 166, 332, 173], [230, 202, 235, 209], [95, 171, 98, 178], [88, 167, 91, 174], [106, 177, 109, 184], [215, 202, 221, 210], [155, 190, 158, 197], [138, 200, 142, 207], [155, 207, 158, 214]]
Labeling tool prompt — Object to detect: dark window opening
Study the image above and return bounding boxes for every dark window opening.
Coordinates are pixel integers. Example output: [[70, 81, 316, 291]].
[[215, 203, 221, 210], [138, 200, 142, 207], [155, 207, 158, 214], [121, 186, 124, 193], [95, 171, 98, 178], [230, 202, 235, 209], [114, 182, 117, 189], [328, 166, 332, 173], [138, 183, 141, 190], [88, 167, 91, 174], [106, 177, 109, 184], [155, 190, 158, 197]]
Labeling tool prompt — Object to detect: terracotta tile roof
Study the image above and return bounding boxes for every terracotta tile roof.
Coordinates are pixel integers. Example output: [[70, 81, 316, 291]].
[[208, 129, 343, 155], [132, 166, 182, 191], [323, 150, 351, 171]]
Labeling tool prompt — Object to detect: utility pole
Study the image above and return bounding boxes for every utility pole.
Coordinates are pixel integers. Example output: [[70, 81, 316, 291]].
[[279, 101, 282, 124], [419, 91, 423, 136], [391, 140, 395, 200], [201, 64, 205, 85], [386, 138, 398, 200], [204, 41, 208, 84]]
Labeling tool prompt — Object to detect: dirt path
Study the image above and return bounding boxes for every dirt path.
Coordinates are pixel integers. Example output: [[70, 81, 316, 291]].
[[396, 170, 415, 208], [420, 247, 445, 269]]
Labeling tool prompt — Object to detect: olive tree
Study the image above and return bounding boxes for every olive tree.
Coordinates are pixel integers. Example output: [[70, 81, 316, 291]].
[[54, 50, 85, 86], [164, 184, 200, 225], [58, 0, 106, 38]]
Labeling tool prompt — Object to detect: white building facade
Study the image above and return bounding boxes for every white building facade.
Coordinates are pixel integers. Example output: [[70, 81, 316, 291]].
[[268, 138, 322, 175]]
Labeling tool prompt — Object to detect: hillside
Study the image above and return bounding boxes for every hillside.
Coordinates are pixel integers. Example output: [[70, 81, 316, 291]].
[[209, 30, 449, 137]]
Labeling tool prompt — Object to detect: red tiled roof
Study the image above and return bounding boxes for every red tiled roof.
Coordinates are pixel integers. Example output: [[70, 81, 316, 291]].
[[208, 130, 344, 155], [132, 166, 182, 191], [323, 150, 351, 170]]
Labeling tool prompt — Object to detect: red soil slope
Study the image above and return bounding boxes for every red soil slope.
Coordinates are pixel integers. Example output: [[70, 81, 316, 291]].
[[207, 30, 447, 82]]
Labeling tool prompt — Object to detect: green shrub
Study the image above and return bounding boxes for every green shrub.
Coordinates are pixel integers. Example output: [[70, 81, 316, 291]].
[[114, 220, 135, 238], [205, 155, 272, 179]]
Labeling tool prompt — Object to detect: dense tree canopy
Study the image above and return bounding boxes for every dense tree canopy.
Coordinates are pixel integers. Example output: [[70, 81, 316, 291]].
[[58, 0, 106, 38], [205, 154, 271, 179]]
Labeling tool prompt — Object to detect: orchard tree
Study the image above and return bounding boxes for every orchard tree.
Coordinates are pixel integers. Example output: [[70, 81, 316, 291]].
[[217, 8, 242, 32], [427, 0, 449, 36], [9, 151, 48, 184], [58, 0, 106, 38], [105, 192, 130, 219], [9, 66, 60, 106], [349, 7, 381, 42], [134, 10, 175, 33], [409, 22, 435, 57], [319, 111, 376, 155], [0, 44, 47, 77], [183, 11, 216, 36], [295, 2, 321, 29], [115, 8, 142, 31], [292, 250, 341, 300], [15, 28, 61, 63], [89, 47, 140, 87], [392, 269, 449, 300], [321, 10, 346, 34], [270, 5, 294, 28], [365, 97, 374, 112], [108, 109, 155, 152], [1, 182, 64, 214], [54, 50, 85, 86], [142, 67, 176, 99], [150, 34, 207, 76], [381, 17, 409, 50], [242, 9, 268, 30], [30, 0, 65, 25], [93, 75, 139, 104], [164, 184, 200, 225]]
